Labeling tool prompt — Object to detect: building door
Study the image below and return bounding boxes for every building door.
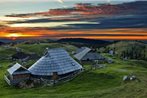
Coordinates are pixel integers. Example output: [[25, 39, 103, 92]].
[[52, 72, 58, 80], [52, 72, 59, 85]]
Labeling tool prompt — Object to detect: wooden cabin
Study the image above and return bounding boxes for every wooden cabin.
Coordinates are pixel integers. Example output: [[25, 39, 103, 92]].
[[74, 47, 105, 62], [28, 48, 83, 83], [4, 63, 30, 86]]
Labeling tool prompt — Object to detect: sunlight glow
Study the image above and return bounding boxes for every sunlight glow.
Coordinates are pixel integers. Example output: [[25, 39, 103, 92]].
[[0, 28, 147, 40], [4, 33, 41, 40], [6, 33, 21, 38]]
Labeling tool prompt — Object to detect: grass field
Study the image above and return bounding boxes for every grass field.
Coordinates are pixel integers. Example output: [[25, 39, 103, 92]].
[[0, 43, 147, 98]]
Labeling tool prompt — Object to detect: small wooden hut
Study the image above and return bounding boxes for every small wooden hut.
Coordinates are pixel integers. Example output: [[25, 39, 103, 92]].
[[4, 63, 30, 85], [74, 47, 105, 62]]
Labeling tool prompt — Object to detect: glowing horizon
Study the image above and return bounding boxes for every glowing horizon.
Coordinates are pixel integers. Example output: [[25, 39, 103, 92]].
[[1, 28, 147, 40], [0, 0, 146, 40]]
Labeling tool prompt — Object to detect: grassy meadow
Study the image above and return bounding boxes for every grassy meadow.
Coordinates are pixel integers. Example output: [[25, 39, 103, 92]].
[[0, 42, 147, 98]]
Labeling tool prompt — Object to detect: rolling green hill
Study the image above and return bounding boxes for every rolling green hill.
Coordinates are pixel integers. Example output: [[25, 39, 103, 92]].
[[106, 41, 147, 60], [0, 42, 147, 98], [0, 43, 77, 58]]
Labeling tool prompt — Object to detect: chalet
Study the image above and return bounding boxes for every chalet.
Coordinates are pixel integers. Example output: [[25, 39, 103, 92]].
[[5, 48, 83, 86], [28, 48, 83, 83], [74, 47, 105, 62], [4, 63, 30, 86]]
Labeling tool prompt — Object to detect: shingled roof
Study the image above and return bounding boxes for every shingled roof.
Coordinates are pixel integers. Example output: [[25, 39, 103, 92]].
[[74, 47, 91, 60], [7, 63, 30, 75], [74, 47, 105, 61], [28, 48, 83, 76]]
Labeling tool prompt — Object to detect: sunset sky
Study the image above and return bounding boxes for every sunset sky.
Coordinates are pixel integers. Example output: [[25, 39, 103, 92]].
[[1, 27, 147, 40], [0, 0, 136, 2], [0, 0, 137, 16], [0, 0, 147, 40]]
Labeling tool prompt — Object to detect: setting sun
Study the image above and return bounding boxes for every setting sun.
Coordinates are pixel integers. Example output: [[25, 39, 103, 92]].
[[1, 32, 42, 40], [6, 33, 21, 38], [5, 33, 23, 40]]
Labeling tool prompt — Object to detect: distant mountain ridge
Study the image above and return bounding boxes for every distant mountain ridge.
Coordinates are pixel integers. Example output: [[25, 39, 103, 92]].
[[58, 38, 112, 44]]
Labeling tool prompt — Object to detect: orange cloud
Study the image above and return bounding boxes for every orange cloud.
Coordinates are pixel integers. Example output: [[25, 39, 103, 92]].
[[0, 27, 147, 40]]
